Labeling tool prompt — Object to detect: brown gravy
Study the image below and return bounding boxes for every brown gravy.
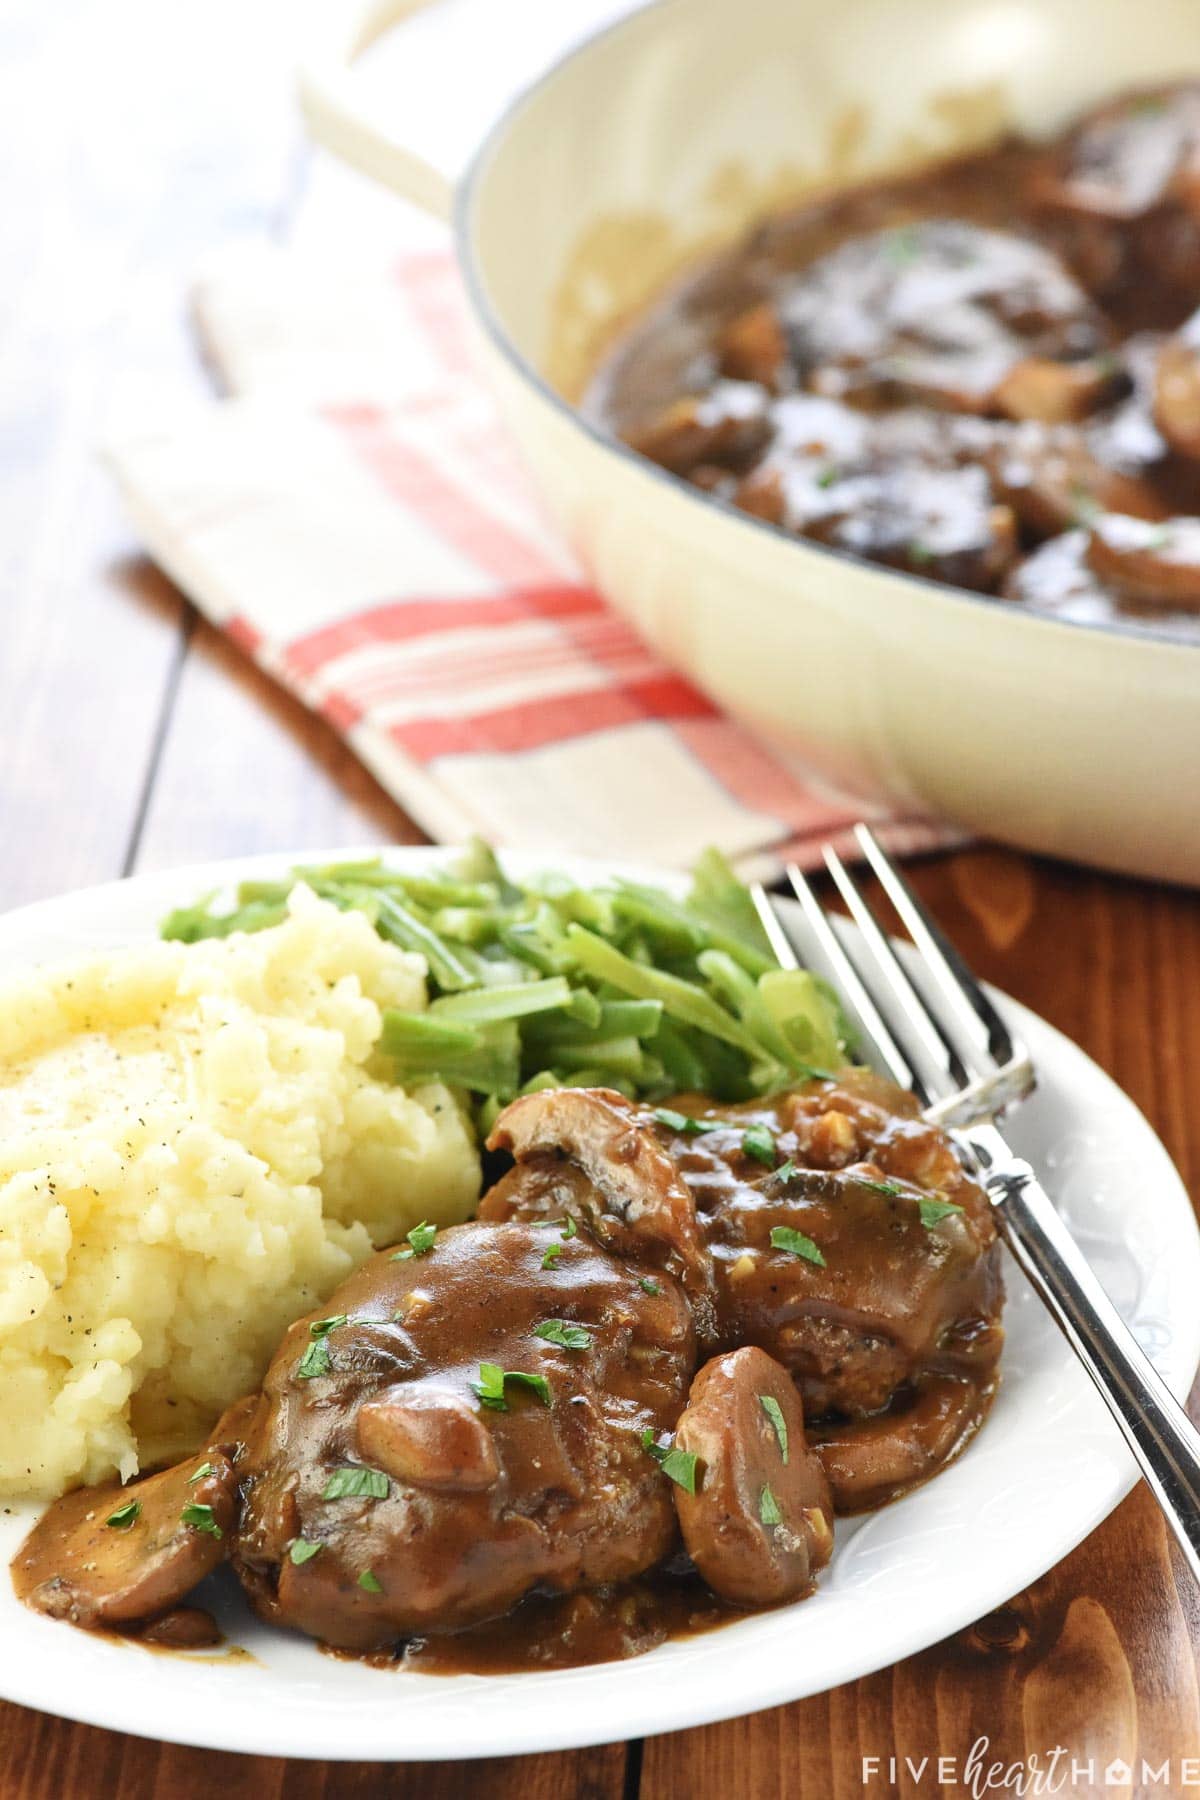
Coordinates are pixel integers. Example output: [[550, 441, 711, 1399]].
[[586, 81, 1200, 642], [347, 1567, 739, 1675]]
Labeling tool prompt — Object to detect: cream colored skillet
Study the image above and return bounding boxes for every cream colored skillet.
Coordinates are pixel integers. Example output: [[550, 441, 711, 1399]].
[[300, 0, 1200, 884]]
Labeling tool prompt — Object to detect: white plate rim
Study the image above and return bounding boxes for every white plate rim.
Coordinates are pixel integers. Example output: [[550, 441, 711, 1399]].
[[0, 844, 1195, 1761]]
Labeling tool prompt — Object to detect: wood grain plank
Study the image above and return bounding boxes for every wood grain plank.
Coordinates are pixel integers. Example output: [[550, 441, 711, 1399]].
[[0, 0, 308, 909], [0, 1709, 625, 1800]]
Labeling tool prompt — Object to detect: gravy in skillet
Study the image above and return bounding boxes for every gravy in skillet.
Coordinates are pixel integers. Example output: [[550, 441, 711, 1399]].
[[586, 81, 1200, 641]]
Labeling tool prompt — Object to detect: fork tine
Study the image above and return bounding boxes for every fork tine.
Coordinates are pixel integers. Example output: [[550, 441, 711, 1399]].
[[853, 824, 1016, 1069], [783, 863, 920, 1095], [749, 882, 803, 971], [822, 846, 966, 1101]]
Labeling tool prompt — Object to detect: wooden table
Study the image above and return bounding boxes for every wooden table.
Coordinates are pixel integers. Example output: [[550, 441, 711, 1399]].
[[3, 3, 1199, 1794]]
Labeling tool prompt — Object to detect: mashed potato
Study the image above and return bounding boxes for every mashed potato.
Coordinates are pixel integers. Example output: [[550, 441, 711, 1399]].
[[0, 886, 480, 1498]]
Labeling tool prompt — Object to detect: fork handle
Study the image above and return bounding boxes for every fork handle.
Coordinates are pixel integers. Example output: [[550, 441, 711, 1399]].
[[961, 1121, 1200, 1586]]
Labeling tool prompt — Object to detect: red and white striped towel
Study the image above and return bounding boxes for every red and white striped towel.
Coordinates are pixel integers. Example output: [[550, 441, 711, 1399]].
[[106, 240, 958, 874]]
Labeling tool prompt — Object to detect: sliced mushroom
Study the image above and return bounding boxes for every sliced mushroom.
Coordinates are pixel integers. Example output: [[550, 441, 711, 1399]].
[[485, 1088, 713, 1329], [804, 464, 1018, 590], [716, 301, 789, 388], [992, 353, 1127, 425], [1032, 83, 1200, 221], [13, 1452, 237, 1629], [624, 381, 772, 477], [777, 219, 1108, 416], [1154, 314, 1200, 459], [672, 1347, 833, 1606], [1031, 86, 1200, 316], [809, 1373, 993, 1513], [1002, 529, 1117, 621], [732, 466, 786, 525], [355, 1387, 500, 1492], [730, 396, 1019, 590], [1085, 332, 1172, 473], [1085, 512, 1200, 609], [985, 424, 1168, 538]]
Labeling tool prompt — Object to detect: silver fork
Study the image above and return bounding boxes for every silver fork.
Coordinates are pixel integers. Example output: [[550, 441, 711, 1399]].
[[752, 822, 1200, 1586]]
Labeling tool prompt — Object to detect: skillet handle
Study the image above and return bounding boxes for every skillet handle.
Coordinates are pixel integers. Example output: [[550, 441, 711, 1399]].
[[297, 0, 633, 223], [298, 0, 458, 220]]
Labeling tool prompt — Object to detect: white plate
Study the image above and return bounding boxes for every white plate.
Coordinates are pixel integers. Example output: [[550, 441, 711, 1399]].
[[0, 848, 1197, 1762]]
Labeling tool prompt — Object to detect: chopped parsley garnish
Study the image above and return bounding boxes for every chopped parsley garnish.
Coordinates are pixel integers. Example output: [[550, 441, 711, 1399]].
[[392, 1220, 438, 1260], [297, 1336, 332, 1380], [773, 1159, 797, 1185], [857, 1178, 963, 1227], [918, 1197, 966, 1229], [639, 1277, 661, 1296], [770, 1225, 826, 1267], [908, 540, 934, 567], [533, 1319, 592, 1351], [560, 1215, 577, 1240], [322, 1466, 390, 1501], [641, 1429, 701, 1496], [742, 1124, 777, 1168], [504, 1370, 552, 1405], [188, 1461, 215, 1484], [472, 1362, 507, 1408], [309, 1314, 348, 1337], [180, 1502, 223, 1539], [815, 465, 840, 489], [289, 1538, 322, 1566], [759, 1484, 783, 1527], [105, 1501, 140, 1530], [759, 1394, 789, 1463], [358, 1569, 384, 1594], [471, 1362, 551, 1411], [541, 1243, 564, 1270]]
